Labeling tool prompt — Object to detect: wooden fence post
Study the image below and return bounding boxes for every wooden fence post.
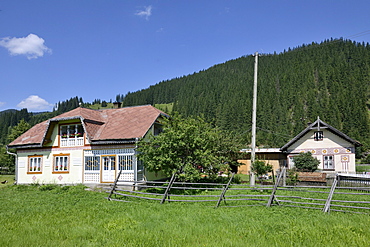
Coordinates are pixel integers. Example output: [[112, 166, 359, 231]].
[[323, 174, 338, 213], [267, 167, 286, 207], [160, 172, 177, 204], [215, 173, 235, 208], [108, 169, 123, 200]]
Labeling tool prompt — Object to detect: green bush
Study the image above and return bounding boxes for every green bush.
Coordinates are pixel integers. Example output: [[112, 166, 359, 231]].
[[251, 160, 273, 184], [293, 152, 320, 172], [286, 168, 299, 185]]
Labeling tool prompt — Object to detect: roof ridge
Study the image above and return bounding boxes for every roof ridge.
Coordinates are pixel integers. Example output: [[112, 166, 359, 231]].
[[280, 117, 361, 151]]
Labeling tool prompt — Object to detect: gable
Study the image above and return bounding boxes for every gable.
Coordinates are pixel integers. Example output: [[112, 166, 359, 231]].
[[281, 117, 361, 152], [286, 129, 355, 151]]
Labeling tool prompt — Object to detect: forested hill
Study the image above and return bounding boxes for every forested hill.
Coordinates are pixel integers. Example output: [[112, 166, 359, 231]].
[[122, 39, 370, 150]]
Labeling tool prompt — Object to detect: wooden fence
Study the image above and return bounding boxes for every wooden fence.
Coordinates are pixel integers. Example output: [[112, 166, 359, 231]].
[[0, 167, 14, 175], [106, 170, 370, 214]]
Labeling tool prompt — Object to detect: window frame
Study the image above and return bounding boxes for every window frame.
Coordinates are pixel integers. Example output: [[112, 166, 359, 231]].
[[314, 131, 323, 141], [53, 154, 70, 174], [118, 155, 134, 171], [323, 155, 334, 171], [59, 123, 85, 147], [288, 156, 296, 169], [84, 156, 101, 171], [28, 155, 43, 174]]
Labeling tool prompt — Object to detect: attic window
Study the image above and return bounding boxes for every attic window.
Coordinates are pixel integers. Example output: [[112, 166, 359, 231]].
[[314, 131, 323, 141], [60, 124, 84, 138], [60, 124, 85, 147]]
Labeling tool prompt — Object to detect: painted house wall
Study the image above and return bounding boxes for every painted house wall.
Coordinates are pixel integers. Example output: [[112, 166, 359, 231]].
[[15, 121, 164, 184], [286, 129, 356, 173], [16, 145, 142, 185], [17, 147, 84, 184]]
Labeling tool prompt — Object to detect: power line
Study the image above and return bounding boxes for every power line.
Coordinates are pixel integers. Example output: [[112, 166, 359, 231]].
[[345, 29, 370, 39], [256, 127, 292, 139]]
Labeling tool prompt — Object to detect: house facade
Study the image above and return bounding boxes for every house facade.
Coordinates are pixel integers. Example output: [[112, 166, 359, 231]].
[[7, 105, 169, 185], [280, 117, 361, 174]]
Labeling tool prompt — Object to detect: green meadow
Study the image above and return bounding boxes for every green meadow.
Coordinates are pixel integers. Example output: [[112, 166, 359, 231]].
[[0, 178, 369, 247]]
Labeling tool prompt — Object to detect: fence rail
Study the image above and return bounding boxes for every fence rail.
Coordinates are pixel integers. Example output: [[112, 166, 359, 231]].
[[0, 167, 14, 175], [106, 173, 370, 214]]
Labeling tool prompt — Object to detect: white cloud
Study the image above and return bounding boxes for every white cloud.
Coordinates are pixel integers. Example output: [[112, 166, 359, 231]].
[[17, 95, 53, 111], [135, 6, 152, 20], [0, 102, 5, 108], [0, 34, 52, 59]]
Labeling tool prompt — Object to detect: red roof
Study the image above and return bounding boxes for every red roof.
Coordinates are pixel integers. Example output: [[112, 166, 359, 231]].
[[8, 105, 168, 148]]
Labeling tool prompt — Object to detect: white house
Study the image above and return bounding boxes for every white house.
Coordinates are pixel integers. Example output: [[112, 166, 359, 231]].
[[7, 105, 169, 185], [280, 117, 362, 174]]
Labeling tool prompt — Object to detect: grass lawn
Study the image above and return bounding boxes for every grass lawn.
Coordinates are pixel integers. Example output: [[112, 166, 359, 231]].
[[0, 180, 369, 246], [0, 174, 15, 185], [356, 165, 370, 173]]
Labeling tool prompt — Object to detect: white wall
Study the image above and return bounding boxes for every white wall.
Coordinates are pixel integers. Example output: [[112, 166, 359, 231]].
[[287, 129, 356, 173]]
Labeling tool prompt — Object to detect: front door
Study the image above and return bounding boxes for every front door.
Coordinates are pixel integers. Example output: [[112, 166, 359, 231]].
[[101, 155, 116, 182]]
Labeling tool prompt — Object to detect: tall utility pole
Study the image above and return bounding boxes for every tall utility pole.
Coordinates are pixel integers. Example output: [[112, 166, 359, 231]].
[[250, 52, 258, 186]]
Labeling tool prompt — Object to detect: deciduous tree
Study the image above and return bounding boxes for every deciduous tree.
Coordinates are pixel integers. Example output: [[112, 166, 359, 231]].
[[137, 115, 241, 182], [251, 160, 273, 184]]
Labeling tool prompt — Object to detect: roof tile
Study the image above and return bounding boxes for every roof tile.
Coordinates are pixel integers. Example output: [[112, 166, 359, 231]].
[[8, 105, 168, 147]]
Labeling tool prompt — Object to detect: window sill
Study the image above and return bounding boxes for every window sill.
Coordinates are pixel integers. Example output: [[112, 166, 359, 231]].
[[27, 172, 42, 174], [52, 171, 70, 174]]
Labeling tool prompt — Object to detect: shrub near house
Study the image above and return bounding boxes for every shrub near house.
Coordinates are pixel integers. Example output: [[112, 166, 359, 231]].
[[293, 152, 320, 172]]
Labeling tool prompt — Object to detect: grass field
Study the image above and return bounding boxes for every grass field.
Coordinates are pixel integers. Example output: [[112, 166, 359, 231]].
[[0, 179, 369, 246], [356, 165, 370, 173]]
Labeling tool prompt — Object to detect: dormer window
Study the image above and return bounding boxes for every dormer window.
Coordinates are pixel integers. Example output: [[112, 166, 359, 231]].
[[314, 131, 323, 141], [60, 124, 84, 147]]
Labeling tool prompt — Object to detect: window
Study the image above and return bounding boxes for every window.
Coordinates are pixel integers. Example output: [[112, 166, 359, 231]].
[[28, 155, 42, 173], [53, 154, 69, 173], [314, 131, 323, 141], [288, 156, 295, 169], [85, 156, 100, 171], [323, 156, 334, 170], [118, 155, 133, 170], [60, 124, 84, 147]]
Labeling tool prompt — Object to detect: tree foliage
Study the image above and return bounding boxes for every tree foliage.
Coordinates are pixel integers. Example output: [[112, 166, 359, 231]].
[[0, 144, 15, 170], [7, 119, 31, 143], [251, 160, 273, 183], [293, 152, 320, 172], [137, 115, 241, 182]]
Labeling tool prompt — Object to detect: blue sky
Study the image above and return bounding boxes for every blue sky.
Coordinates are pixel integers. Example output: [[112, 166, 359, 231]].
[[1, 0, 370, 112]]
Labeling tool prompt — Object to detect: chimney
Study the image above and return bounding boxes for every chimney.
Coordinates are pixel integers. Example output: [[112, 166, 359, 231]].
[[113, 102, 122, 109]]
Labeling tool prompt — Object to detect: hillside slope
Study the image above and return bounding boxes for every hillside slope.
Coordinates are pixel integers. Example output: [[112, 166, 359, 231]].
[[122, 39, 370, 149]]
